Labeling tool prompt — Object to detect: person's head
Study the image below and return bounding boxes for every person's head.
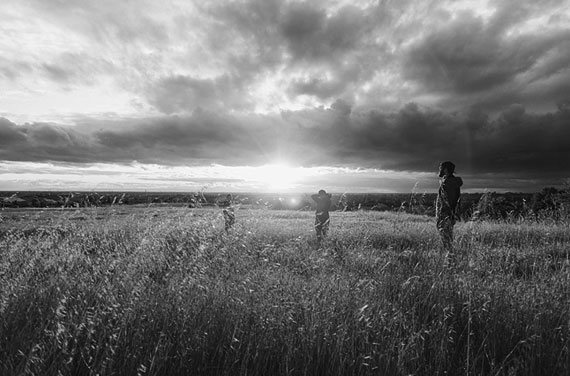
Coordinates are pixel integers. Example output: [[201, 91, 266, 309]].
[[226, 194, 232, 200], [439, 161, 455, 177], [318, 189, 327, 196]]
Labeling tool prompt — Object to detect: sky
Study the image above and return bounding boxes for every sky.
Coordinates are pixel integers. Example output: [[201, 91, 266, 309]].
[[1, 0, 569, 193]]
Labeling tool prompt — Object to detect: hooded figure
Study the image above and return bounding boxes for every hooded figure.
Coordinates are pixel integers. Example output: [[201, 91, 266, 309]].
[[436, 161, 463, 252], [311, 189, 332, 244]]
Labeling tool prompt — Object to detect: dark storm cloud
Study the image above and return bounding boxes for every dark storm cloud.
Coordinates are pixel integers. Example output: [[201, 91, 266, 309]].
[[0, 111, 286, 165], [303, 102, 570, 177], [169, 0, 386, 108], [0, 118, 27, 145], [277, 2, 387, 101], [403, 0, 570, 111], [184, 0, 570, 112], [2, 102, 569, 183], [0, 118, 98, 163], [404, 16, 568, 93], [279, 2, 369, 62]]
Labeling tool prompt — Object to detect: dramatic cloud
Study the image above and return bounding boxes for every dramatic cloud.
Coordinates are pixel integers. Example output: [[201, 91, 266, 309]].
[[1, 0, 569, 191], [2, 102, 569, 176], [3, 0, 568, 116], [402, 1, 570, 111]]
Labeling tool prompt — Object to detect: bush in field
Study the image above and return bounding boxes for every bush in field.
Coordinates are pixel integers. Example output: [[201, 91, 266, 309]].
[[531, 186, 570, 220], [0, 208, 568, 376]]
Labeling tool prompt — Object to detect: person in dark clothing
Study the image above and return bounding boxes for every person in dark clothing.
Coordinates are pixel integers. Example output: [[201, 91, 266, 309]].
[[311, 189, 332, 244], [217, 194, 235, 231], [436, 161, 463, 252]]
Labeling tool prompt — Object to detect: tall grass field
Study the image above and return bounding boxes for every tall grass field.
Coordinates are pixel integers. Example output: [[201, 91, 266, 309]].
[[1, 207, 568, 375]]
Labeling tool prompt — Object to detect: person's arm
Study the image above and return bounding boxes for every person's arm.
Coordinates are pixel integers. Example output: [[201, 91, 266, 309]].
[[311, 194, 319, 202], [440, 180, 452, 209]]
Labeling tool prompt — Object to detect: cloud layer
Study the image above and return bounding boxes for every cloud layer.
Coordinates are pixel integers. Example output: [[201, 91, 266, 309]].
[[2, 102, 569, 177], [1, 0, 569, 190]]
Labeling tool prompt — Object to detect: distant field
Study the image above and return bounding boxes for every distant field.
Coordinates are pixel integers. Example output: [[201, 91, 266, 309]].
[[0, 207, 568, 375], [0, 190, 539, 219]]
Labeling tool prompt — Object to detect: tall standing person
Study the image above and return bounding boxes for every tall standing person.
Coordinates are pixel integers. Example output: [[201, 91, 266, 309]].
[[436, 161, 463, 253], [311, 189, 332, 245]]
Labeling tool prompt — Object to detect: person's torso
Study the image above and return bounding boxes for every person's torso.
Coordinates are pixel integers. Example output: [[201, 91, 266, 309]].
[[438, 176, 462, 210], [316, 197, 331, 214], [219, 199, 232, 209]]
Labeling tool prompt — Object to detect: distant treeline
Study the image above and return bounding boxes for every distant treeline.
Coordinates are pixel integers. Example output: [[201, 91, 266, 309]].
[[1, 188, 569, 220]]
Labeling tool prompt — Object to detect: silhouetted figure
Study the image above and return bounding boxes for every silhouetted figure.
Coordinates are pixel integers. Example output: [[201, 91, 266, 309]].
[[312, 189, 332, 244], [217, 194, 235, 231], [436, 161, 463, 253]]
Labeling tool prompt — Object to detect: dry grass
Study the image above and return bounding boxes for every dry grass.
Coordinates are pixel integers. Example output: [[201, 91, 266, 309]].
[[0, 207, 568, 375]]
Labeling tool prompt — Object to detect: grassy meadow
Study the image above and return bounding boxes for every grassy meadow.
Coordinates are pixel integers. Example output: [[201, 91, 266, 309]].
[[0, 206, 568, 375]]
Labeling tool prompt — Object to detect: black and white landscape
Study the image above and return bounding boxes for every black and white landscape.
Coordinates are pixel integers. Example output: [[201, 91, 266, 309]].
[[1, 1, 569, 375]]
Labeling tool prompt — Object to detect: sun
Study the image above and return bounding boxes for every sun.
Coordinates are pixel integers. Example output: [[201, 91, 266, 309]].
[[253, 163, 299, 191]]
